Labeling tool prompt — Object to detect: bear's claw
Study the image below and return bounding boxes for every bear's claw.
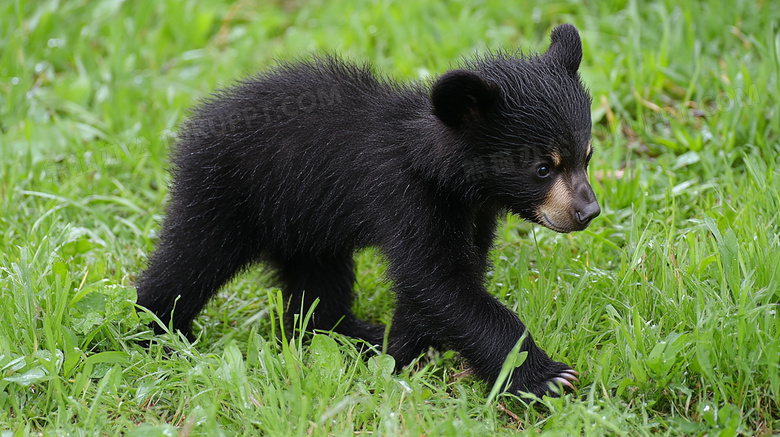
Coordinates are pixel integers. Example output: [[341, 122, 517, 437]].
[[548, 368, 579, 394], [561, 368, 579, 381], [552, 376, 575, 389]]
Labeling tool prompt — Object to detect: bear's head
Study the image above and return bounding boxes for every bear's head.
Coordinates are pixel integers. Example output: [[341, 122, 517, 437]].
[[431, 24, 599, 233]]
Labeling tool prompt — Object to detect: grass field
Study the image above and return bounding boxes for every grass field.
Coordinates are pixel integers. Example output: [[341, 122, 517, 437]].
[[1, 0, 779, 435]]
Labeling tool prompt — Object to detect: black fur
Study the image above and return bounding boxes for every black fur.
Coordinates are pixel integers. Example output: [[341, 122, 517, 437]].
[[137, 24, 597, 398]]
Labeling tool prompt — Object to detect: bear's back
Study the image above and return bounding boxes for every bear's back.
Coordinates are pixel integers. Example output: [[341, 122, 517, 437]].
[[168, 58, 433, 256]]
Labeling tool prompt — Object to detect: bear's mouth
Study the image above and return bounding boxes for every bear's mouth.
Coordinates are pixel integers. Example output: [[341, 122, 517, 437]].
[[541, 213, 571, 233]]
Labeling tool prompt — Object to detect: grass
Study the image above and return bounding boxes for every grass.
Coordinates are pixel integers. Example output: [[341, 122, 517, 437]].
[[1, 0, 779, 435]]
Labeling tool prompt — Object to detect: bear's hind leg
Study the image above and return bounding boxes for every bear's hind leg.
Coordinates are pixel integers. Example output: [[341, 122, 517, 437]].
[[136, 200, 258, 339], [276, 254, 385, 346]]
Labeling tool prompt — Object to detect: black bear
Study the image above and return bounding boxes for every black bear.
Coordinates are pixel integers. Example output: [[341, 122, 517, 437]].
[[137, 24, 600, 398]]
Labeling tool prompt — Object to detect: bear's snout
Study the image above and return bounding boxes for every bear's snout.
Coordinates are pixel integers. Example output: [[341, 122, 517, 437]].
[[575, 200, 600, 225], [536, 172, 600, 233]]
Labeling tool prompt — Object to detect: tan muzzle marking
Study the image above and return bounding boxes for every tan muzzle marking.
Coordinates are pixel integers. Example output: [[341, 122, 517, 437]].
[[536, 177, 576, 232]]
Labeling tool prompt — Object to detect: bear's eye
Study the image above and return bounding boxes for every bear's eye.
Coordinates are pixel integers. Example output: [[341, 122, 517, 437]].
[[536, 165, 550, 178]]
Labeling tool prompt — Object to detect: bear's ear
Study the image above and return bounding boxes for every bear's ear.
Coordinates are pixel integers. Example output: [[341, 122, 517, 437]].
[[431, 70, 498, 129], [543, 24, 583, 77]]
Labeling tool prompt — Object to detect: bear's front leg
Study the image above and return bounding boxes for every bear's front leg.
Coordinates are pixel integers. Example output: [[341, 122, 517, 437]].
[[387, 259, 578, 398]]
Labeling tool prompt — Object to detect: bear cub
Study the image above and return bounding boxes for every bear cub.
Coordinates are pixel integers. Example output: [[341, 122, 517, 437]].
[[137, 24, 600, 398]]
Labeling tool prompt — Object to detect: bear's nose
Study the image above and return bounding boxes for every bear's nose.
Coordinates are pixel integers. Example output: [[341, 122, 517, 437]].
[[576, 201, 600, 225]]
